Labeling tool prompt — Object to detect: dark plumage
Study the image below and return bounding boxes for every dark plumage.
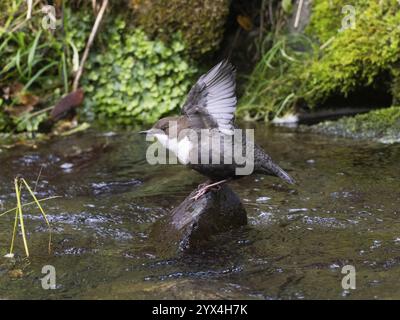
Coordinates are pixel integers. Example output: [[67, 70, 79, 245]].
[[142, 60, 295, 198]]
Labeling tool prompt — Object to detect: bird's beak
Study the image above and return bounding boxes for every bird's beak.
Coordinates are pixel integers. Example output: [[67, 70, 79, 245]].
[[139, 129, 155, 136]]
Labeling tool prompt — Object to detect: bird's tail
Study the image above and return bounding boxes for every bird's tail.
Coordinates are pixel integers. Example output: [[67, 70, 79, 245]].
[[260, 162, 296, 185]]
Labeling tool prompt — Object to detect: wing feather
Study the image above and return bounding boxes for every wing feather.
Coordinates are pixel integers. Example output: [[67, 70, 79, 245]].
[[182, 60, 237, 135]]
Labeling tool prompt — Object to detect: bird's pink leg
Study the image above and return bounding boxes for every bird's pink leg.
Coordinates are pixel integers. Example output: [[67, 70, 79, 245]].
[[191, 179, 228, 201]]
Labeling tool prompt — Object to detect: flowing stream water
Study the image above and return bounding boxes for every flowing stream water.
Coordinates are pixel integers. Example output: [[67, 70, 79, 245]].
[[0, 123, 399, 299]]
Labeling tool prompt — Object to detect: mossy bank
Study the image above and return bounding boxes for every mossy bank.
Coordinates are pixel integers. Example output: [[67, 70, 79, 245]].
[[309, 106, 400, 143], [239, 0, 400, 138]]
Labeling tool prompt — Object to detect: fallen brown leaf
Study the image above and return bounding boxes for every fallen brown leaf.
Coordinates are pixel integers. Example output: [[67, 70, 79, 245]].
[[237, 15, 253, 31]]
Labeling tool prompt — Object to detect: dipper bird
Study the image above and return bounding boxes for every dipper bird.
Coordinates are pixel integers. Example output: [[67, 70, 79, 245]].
[[141, 60, 295, 200]]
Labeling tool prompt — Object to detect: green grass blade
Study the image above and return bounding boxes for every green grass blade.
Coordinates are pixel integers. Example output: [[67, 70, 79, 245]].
[[9, 208, 19, 256], [0, 36, 11, 54], [23, 61, 57, 91], [0, 196, 61, 217], [274, 92, 295, 118], [8, 181, 22, 256], [21, 179, 51, 229], [15, 178, 29, 257], [15, 48, 24, 78], [61, 52, 69, 93], [22, 178, 53, 254], [27, 30, 42, 78], [0, 43, 48, 76], [68, 39, 80, 73]]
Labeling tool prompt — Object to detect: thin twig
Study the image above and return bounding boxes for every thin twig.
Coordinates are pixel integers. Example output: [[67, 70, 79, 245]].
[[72, 0, 108, 91], [259, 0, 266, 53], [61, 0, 69, 94], [26, 0, 33, 20], [294, 0, 304, 29], [268, 0, 274, 27], [320, 36, 335, 50], [34, 165, 44, 193]]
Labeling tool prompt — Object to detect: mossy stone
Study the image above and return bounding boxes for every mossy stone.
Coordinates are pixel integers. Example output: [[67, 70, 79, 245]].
[[130, 0, 230, 58], [312, 106, 400, 143]]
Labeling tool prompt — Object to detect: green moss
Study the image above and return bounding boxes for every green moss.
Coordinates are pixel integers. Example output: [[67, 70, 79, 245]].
[[304, 0, 400, 107], [306, 0, 369, 43], [239, 0, 400, 121], [131, 0, 230, 58], [313, 106, 400, 142], [82, 18, 197, 124]]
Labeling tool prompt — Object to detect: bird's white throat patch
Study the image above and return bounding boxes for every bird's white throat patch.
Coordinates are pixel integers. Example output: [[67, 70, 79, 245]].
[[154, 133, 192, 165], [145, 126, 256, 176]]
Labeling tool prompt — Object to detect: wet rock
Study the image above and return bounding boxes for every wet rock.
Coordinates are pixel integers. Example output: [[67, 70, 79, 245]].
[[307, 106, 400, 143], [151, 184, 247, 256]]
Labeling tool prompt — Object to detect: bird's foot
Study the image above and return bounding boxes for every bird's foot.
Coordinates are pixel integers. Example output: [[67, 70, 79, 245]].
[[191, 179, 228, 201]]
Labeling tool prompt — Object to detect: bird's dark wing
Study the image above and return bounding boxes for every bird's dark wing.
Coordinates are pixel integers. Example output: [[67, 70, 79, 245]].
[[182, 60, 236, 135]]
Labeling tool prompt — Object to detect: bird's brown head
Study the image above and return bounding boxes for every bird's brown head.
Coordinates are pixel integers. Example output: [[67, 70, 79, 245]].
[[139, 116, 180, 136]]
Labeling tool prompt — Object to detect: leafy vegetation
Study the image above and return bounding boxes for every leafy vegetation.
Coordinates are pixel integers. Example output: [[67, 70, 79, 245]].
[[82, 18, 197, 124], [0, 1, 92, 133], [0, 1, 199, 132], [239, 0, 400, 121], [2, 0, 399, 137]]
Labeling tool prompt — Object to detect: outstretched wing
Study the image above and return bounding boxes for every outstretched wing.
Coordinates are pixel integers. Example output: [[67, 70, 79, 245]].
[[182, 60, 237, 135]]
